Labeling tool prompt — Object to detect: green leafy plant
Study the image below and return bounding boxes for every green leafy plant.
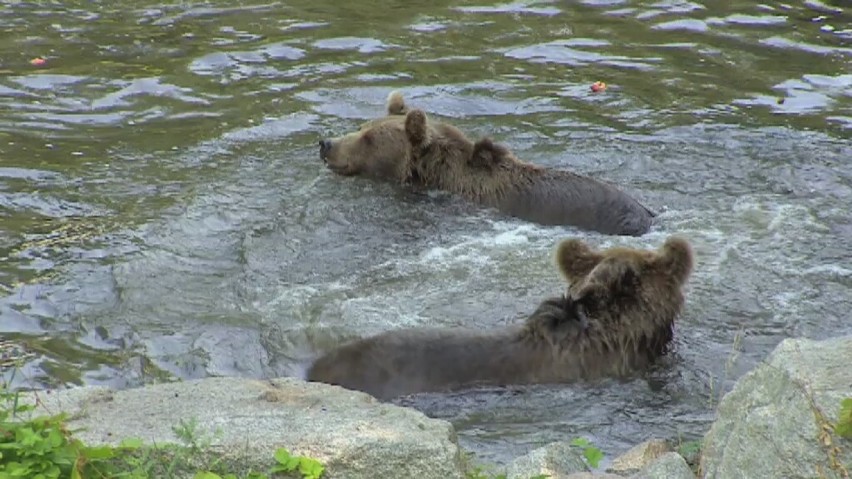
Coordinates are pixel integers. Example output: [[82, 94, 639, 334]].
[[569, 437, 604, 469], [464, 467, 507, 479], [0, 385, 141, 479], [836, 398, 852, 440], [190, 448, 325, 479], [2, 376, 325, 479], [268, 448, 325, 479], [677, 439, 702, 458]]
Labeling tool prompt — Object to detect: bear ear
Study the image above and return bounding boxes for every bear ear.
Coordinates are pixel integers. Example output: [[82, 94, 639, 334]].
[[655, 236, 694, 284], [405, 109, 430, 147], [555, 239, 602, 284], [386, 91, 407, 116], [471, 138, 498, 168]]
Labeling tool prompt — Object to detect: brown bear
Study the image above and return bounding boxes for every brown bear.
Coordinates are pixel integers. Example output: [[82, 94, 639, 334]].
[[318, 92, 655, 237], [306, 235, 694, 400]]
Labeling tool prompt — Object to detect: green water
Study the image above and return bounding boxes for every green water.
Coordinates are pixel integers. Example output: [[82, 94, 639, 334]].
[[1, 0, 850, 465]]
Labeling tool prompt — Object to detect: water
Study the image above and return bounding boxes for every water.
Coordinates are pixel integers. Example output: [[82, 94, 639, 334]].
[[1, 0, 850, 467]]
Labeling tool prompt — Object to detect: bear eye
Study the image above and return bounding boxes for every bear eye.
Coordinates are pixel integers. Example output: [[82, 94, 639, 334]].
[[361, 132, 374, 145]]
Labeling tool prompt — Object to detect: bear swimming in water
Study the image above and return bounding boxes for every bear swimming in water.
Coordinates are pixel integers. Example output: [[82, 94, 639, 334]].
[[318, 91, 656, 236], [306, 235, 694, 400]]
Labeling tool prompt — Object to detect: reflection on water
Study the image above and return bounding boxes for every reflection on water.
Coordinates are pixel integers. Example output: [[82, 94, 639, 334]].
[[1, 0, 851, 466]]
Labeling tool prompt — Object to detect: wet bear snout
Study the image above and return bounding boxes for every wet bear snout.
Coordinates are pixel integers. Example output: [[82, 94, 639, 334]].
[[318, 139, 332, 159]]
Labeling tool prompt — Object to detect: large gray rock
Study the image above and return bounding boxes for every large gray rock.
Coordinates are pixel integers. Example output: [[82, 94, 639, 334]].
[[701, 336, 852, 479], [506, 441, 590, 479], [564, 471, 624, 479], [26, 377, 464, 479], [563, 473, 623, 479]]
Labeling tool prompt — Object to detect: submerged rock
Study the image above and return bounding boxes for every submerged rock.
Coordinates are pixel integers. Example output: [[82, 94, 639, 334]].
[[25, 377, 464, 479], [700, 336, 852, 479]]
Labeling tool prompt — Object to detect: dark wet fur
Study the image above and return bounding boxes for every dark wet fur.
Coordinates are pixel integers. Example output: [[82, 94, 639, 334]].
[[498, 172, 655, 237], [307, 295, 592, 401], [471, 138, 656, 236]]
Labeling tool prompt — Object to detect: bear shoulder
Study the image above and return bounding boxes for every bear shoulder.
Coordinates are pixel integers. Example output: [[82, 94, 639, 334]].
[[471, 137, 508, 168]]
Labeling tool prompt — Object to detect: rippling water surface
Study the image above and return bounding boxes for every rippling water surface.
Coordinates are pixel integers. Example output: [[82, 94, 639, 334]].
[[1, 0, 850, 466]]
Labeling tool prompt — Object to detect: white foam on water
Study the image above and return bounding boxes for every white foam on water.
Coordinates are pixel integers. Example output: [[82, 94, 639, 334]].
[[804, 264, 852, 277], [419, 222, 541, 268], [339, 297, 426, 331], [264, 284, 320, 309], [770, 290, 802, 310]]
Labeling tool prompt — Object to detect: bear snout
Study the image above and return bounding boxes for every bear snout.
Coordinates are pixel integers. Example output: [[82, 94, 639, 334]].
[[318, 139, 332, 160]]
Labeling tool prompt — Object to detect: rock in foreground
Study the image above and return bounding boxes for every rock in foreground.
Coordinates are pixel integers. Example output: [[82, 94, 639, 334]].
[[701, 336, 852, 479], [630, 452, 694, 479], [27, 377, 464, 479], [608, 439, 670, 475], [505, 440, 590, 478]]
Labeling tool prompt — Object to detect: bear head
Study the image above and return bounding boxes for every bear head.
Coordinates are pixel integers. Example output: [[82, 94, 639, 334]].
[[552, 236, 694, 357], [317, 91, 412, 182]]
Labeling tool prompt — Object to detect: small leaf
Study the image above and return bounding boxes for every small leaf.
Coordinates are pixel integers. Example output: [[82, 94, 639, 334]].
[[119, 437, 144, 449], [43, 465, 60, 479], [569, 437, 590, 447], [273, 448, 293, 465], [300, 459, 325, 479], [584, 447, 604, 468], [836, 398, 852, 439], [677, 440, 701, 456], [268, 464, 288, 473], [46, 429, 64, 448], [193, 472, 223, 479]]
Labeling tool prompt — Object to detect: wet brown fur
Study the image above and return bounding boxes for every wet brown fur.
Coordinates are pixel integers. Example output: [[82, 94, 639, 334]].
[[306, 235, 694, 400], [319, 92, 655, 236]]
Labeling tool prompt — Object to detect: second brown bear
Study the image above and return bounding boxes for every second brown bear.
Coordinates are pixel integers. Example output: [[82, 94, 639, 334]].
[[306, 236, 694, 400]]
